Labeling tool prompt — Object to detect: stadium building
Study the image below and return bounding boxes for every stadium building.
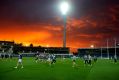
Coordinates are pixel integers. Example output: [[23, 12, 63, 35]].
[[78, 47, 119, 57], [0, 41, 14, 53], [0, 41, 69, 54]]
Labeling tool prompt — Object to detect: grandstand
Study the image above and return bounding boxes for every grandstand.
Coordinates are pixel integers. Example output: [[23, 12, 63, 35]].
[[78, 47, 119, 58], [0, 41, 70, 55]]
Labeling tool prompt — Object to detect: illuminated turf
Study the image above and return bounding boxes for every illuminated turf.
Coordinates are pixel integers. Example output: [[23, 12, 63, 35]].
[[0, 58, 119, 80]]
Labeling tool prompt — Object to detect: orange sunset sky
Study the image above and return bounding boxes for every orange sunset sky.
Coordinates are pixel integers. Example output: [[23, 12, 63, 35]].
[[0, 0, 119, 52]]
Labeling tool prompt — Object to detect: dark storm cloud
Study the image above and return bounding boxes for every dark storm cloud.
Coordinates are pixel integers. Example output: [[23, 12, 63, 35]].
[[0, 0, 59, 24], [67, 0, 119, 37], [66, 0, 119, 47], [72, 0, 119, 18], [0, 0, 119, 23], [0, 0, 119, 49]]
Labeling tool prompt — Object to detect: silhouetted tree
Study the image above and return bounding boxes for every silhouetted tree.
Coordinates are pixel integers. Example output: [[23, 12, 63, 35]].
[[30, 43, 33, 47]]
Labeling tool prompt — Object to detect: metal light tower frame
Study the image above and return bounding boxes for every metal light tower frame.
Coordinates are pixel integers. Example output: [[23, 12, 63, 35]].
[[107, 39, 109, 59], [63, 15, 67, 47], [114, 38, 117, 57], [101, 47, 102, 59], [60, 0, 69, 48]]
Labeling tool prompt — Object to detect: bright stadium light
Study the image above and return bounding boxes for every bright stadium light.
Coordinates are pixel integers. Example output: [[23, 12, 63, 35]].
[[60, 1, 69, 15], [59, 0, 70, 48], [90, 45, 94, 48]]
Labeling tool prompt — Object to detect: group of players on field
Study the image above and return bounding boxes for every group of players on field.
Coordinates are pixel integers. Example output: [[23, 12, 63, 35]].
[[72, 54, 97, 67], [0, 53, 118, 69], [35, 53, 56, 65], [83, 54, 96, 66], [0, 54, 13, 59]]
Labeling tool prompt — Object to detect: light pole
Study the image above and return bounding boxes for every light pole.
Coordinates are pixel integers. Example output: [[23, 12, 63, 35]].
[[114, 38, 117, 57], [90, 44, 94, 55], [101, 47, 102, 59], [60, 0, 69, 48], [107, 39, 109, 59]]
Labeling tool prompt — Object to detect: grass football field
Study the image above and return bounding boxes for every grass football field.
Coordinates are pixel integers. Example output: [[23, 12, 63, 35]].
[[0, 57, 119, 80]]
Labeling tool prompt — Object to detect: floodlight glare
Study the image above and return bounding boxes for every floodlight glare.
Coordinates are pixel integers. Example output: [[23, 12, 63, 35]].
[[60, 1, 69, 15], [90, 45, 94, 48]]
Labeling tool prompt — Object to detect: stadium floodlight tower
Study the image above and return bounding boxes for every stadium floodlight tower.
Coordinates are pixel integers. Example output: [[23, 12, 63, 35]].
[[60, 0, 69, 48], [114, 38, 117, 58]]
